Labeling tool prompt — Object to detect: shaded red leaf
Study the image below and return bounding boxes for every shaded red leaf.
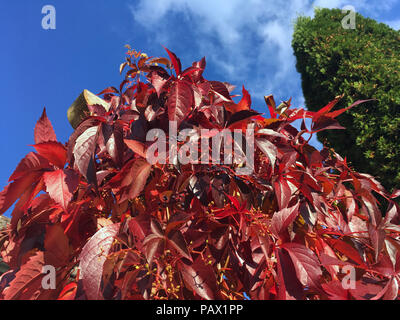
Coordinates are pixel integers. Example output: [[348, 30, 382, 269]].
[[324, 238, 366, 267], [276, 247, 304, 300], [179, 256, 217, 300], [3, 251, 45, 300], [44, 224, 70, 266], [281, 242, 322, 291], [167, 229, 192, 261], [311, 115, 345, 133], [321, 280, 350, 300], [78, 223, 120, 300]]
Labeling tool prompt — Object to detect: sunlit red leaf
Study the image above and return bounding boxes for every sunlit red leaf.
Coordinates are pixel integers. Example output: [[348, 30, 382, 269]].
[[0, 171, 42, 215], [163, 46, 182, 75], [236, 86, 251, 112], [34, 108, 57, 145], [273, 177, 292, 210], [73, 126, 98, 184], [127, 158, 152, 199], [167, 80, 193, 126], [124, 139, 147, 158], [32, 142, 67, 169], [9, 152, 50, 182], [57, 282, 78, 300], [43, 169, 79, 211], [270, 202, 300, 237]]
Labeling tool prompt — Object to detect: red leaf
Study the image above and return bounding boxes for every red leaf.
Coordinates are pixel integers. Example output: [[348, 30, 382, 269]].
[[0, 171, 42, 215], [128, 158, 152, 199], [276, 247, 304, 300], [390, 189, 400, 199], [321, 280, 350, 300], [143, 233, 164, 264], [368, 223, 385, 263], [349, 275, 389, 300], [315, 97, 342, 119], [9, 152, 50, 182], [43, 169, 79, 211], [124, 139, 147, 158], [325, 99, 373, 118], [3, 251, 45, 300], [44, 224, 70, 266], [209, 81, 232, 102], [98, 86, 119, 95], [324, 238, 365, 267], [149, 71, 168, 97], [264, 95, 277, 119], [167, 80, 193, 126], [78, 223, 120, 300], [101, 123, 124, 168], [167, 229, 192, 261], [34, 108, 57, 144], [383, 278, 399, 300], [274, 177, 292, 210], [181, 66, 203, 79], [281, 242, 322, 291], [256, 138, 277, 167], [179, 256, 217, 300], [191, 57, 206, 82], [73, 126, 98, 184], [237, 86, 251, 112], [67, 118, 102, 164], [57, 282, 78, 300], [32, 142, 67, 169], [311, 115, 345, 133], [163, 46, 182, 75], [270, 202, 300, 237]]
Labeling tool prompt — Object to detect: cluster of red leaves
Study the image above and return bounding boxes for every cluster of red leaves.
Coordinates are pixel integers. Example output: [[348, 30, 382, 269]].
[[1, 47, 400, 300]]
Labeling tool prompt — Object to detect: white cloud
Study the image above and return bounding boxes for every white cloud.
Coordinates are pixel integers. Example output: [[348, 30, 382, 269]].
[[386, 19, 400, 30], [129, 0, 398, 150]]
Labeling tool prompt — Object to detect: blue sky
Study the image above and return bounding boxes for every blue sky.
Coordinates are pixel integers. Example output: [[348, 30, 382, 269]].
[[0, 0, 399, 217]]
